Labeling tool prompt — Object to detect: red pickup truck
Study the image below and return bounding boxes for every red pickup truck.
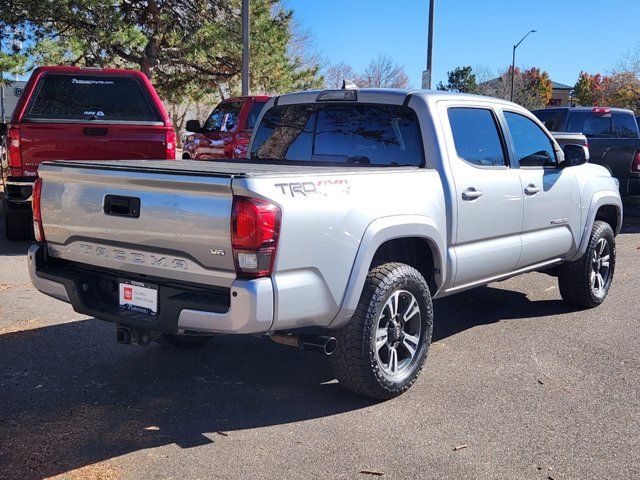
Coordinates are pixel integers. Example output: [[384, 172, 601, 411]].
[[1, 66, 175, 240], [182, 96, 269, 160]]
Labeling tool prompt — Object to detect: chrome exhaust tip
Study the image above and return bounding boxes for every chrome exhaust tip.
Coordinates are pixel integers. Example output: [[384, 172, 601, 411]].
[[270, 333, 337, 356]]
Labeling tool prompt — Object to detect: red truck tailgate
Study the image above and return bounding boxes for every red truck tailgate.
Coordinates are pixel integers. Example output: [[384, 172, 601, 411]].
[[19, 123, 169, 175]]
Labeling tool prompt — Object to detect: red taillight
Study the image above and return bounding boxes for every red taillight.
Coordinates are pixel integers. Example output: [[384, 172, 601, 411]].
[[632, 150, 640, 172], [7, 126, 23, 175], [32, 178, 45, 243], [231, 196, 281, 278], [592, 107, 611, 115], [165, 127, 177, 160]]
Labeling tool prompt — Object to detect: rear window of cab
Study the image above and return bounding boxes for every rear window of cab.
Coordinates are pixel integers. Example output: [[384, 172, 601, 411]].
[[25, 74, 161, 122], [250, 103, 424, 166]]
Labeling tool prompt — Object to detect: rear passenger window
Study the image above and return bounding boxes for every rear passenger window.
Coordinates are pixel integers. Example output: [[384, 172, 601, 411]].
[[246, 101, 266, 129], [532, 109, 565, 131], [251, 104, 423, 166], [612, 112, 639, 138], [447, 108, 506, 167], [567, 112, 612, 137], [505, 111, 557, 167], [26, 74, 160, 122]]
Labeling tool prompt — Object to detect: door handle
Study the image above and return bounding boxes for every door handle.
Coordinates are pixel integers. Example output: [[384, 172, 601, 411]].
[[104, 195, 141, 218], [462, 187, 483, 201], [524, 184, 541, 195]]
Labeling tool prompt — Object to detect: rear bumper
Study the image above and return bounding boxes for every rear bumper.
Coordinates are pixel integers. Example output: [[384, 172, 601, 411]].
[[28, 244, 274, 334], [3, 178, 35, 205]]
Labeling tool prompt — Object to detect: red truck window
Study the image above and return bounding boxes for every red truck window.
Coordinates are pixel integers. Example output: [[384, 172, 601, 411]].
[[203, 102, 242, 132], [246, 101, 267, 129], [25, 74, 161, 122]]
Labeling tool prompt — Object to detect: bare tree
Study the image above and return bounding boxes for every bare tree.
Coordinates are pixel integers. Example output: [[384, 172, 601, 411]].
[[289, 20, 327, 73], [325, 61, 357, 89], [357, 54, 410, 88]]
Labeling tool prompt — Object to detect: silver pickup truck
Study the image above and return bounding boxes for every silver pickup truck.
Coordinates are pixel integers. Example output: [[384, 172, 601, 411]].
[[28, 89, 622, 399]]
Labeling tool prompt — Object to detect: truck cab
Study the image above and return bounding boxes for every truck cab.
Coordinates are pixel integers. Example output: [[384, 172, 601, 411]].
[[181, 96, 269, 160]]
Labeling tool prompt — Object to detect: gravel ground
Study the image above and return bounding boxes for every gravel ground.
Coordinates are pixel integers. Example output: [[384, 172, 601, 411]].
[[0, 208, 639, 480]]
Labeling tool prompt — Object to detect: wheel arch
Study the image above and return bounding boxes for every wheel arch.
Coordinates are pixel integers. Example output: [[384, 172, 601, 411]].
[[570, 192, 622, 261], [328, 215, 446, 330]]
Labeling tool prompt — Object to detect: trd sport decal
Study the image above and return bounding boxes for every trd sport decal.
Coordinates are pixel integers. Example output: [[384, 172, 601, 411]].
[[274, 179, 350, 197]]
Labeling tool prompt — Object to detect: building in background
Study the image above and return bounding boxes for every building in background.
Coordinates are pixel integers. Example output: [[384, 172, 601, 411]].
[[548, 81, 573, 107], [1, 80, 27, 122]]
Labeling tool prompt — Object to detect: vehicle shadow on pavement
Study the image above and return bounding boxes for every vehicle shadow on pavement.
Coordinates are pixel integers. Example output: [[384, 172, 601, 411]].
[[433, 285, 576, 342], [0, 238, 30, 257], [0, 282, 583, 479], [0, 320, 377, 479]]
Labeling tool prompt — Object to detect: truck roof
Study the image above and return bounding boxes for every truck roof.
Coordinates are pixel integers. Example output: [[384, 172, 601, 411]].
[[533, 106, 636, 115], [273, 88, 523, 109]]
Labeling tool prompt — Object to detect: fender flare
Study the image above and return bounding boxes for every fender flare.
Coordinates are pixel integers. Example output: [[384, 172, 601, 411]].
[[328, 215, 446, 329], [569, 191, 622, 261]]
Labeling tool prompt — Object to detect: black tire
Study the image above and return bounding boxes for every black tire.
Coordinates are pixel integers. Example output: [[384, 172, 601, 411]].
[[330, 262, 433, 399], [4, 206, 34, 241], [558, 220, 616, 308], [159, 334, 214, 349]]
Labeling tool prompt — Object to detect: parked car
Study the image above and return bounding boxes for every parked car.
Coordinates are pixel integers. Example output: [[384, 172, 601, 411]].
[[532, 107, 640, 201], [0, 66, 176, 240], [29, 89, 622, 399], [182, 96, 269, 160]]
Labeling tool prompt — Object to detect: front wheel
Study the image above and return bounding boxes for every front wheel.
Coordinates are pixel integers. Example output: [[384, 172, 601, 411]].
[[558, 220, 616, 308], [330, 263, 433, 399]]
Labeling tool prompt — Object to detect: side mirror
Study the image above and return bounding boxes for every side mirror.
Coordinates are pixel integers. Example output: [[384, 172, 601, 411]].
[[0, 123, 7, 136], [560, 144, 589, 168], [185, 119, 201, 133]]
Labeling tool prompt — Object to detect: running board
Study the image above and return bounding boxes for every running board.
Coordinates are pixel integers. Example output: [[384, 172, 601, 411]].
[[440, 258, 564, 297]]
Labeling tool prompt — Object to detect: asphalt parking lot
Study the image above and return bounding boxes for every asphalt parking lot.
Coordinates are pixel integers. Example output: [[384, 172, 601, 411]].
[[1, 211, 639, 480]]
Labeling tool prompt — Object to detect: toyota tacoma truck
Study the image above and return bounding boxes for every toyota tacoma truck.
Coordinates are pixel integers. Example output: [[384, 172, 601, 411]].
[[28, 89, 622, 399], [1, 66, 176, 241]]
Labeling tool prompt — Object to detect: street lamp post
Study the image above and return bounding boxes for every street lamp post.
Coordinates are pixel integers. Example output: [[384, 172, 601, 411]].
[[421, 0, 435, 89], [510, 29, 536, 102]]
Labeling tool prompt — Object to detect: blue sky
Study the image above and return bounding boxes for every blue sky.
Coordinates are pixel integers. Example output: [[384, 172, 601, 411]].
[[287, 0, 640, 88]]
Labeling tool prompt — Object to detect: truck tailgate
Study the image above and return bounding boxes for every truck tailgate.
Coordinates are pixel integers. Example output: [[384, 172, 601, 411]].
[[38, 161, 236, 287]]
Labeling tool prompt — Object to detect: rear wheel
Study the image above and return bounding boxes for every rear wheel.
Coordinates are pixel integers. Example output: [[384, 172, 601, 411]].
[[159, 334, 214, 348], [4, 203, 34, 241], [558, 220, 615, 308], [330, 262, 433, 399]]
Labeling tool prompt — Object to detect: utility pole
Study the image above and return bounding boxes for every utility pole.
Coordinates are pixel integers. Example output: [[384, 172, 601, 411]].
[[422, 0, 435, 89], [241, 0, 250, 96], [510, 29, 536, 102]]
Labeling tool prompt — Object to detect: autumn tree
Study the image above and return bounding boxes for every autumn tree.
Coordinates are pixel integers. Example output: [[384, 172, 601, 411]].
[[437, 66, 478, 93], [573, 72, 609, 106], [478, 66, 552, 109]]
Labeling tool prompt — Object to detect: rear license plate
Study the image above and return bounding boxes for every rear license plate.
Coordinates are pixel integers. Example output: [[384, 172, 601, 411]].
[[119, 280, 158, 316]]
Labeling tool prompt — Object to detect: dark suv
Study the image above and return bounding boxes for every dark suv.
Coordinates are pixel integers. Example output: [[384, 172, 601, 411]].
[[532, 107, 640, 200]]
